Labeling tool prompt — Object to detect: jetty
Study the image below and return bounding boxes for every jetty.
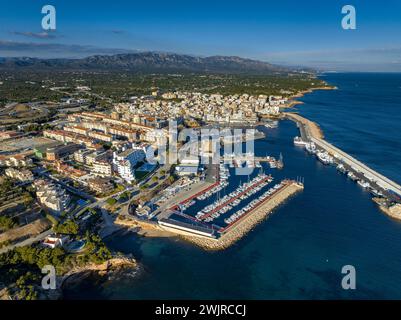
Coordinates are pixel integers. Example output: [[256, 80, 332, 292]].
[[285, 112, 401, 199]]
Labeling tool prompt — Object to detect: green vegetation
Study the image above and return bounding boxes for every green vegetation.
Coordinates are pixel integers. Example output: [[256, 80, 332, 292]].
[[0, 216, 18, 231], [0, 233, 112, 299], [0, 71, 325, 107], [106, 198, 117, 206], [22, 123, 53, 133], [45, 214, 59, 226], [53, 220, 79, 235], [119, 191, 130, 202], [0, 178, 14, 194], [0, 240, 11, 249]]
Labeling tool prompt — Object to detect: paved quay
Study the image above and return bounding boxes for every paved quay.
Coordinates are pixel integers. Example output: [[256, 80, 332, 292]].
[[285, 112, 401, 197]]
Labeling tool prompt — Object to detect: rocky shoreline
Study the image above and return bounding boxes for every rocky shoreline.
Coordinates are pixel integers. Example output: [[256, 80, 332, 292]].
[[60, 255, 137, 289], [283, 85, 337, 109]]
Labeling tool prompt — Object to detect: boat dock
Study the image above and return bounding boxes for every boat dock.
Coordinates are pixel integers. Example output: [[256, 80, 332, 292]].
[[285, 112, 401, 200], [198, 175, 273, 221], [180, 180, 304, 250]]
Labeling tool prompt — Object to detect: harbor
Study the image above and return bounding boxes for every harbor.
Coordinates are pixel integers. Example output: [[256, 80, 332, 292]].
[[286, 112, 401, 216], [180, 180, 303, 250]]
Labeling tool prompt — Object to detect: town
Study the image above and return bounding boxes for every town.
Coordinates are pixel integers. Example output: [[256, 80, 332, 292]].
[[0, 72, 309, 299]]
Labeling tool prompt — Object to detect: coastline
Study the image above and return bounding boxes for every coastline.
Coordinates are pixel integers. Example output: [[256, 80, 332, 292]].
[[0, 256, 138, 300], [59, 256, 137, 293], [283, 85, 337, 109], [373, 197, 401, 220], [284, 88, 401, 221]]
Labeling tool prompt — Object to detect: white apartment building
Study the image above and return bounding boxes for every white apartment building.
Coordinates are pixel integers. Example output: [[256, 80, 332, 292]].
[[92, 160, 113, 177], [74, 149, 92, 163], [112, 147, 146, 182], [34, 179, 71, 214]]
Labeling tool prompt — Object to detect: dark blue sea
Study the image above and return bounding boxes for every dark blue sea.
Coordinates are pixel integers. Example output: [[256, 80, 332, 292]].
[[64, 73, 401, 299]]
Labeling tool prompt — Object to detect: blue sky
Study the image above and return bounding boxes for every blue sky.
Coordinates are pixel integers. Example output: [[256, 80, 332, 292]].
[[1, 0, 401, 71]]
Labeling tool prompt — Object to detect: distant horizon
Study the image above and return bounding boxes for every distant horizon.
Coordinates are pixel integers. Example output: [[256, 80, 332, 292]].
[[2, 48, 401, 73]]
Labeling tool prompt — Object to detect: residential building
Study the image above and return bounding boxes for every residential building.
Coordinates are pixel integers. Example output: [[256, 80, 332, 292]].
[[5, 168, 34, 182], [112, 147, 146, 182], [92, 160, 113, 177], [46, 143, 83, 161], [34, 179, 71, 214], [43, 234, 70, 249], [88, 177, 114, 194]]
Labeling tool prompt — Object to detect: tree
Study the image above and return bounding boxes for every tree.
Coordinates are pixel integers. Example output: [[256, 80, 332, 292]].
[[0, 216, 18, 230], [54, 220, 79, 235], [106, 198, 117, 206]]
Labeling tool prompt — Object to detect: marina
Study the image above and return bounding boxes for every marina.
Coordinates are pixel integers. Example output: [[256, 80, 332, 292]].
[[286, 112, 401, 207], [180, 180, 304, 250]]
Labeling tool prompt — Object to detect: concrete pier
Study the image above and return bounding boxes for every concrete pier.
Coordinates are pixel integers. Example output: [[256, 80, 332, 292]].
[[285, 112, 401, 197]]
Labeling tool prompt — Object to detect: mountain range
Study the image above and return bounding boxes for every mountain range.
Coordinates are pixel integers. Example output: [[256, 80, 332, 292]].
[[0, 52, 305, 74]]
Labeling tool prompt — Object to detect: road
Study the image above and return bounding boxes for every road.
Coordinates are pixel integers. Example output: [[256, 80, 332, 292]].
[[0, 229, 53, 254]]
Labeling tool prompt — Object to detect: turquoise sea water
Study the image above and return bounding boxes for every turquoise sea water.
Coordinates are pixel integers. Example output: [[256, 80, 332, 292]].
[[64, 73, 401, 299]]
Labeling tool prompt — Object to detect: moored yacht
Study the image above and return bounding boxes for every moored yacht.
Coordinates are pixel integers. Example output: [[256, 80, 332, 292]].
[[305, 142, 316, 154], [316, 151, 334, 165], [294, 136, 307, 147]]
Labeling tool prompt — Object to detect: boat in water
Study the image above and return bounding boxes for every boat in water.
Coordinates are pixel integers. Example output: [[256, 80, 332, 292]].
[[305, 142, 316, 154], [276, 153, 284, 169], [370, 188, 383, 197], [316, 151, 334, 165], [347, 171, 358, 181], [337, 163, 347, 174], [264, 121, 278, 129], [357, 180, 371, 189], [294, 136, 307, 147]]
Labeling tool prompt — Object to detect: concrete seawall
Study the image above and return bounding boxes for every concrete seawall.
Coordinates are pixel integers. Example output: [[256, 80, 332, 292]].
[[285, 112, 401, 197]]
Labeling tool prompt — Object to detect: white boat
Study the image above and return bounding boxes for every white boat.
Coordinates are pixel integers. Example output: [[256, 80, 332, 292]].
[[265, 121, 278, 129], [337, 163, 346, 173], [370, 189, 383, 197], [316, 151, 334, 165], [305, 142, 316, 154], [294, 136, 307, 147], [347, 171, 358, 181], [357, 180, 370, 189]]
